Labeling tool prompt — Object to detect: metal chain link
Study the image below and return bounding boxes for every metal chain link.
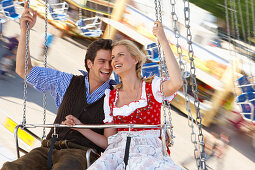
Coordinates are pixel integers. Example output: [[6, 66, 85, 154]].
[[170, 0, 196, 145], [252, 0, 255, 40], [245, 0, 251, 45], [232, 0, 240, 41], [245, 0, 253, 77], [229, 0, 240, 96], [225, 0, 238, 97], [23, 0, 31, 127], [170, 0, 199, 167], [107, 0, 111, 37], [79, 8, 82, 21], [231, 0, 245, 73], [42, 0, 49, 139], [154, 0, 175, 155], [251, 0, 255, 77], [237, 0, 246, 42], [235, 0, 253, 62], [183, 0, 206, 169], [170, 0, 203, 168], [230, 0, 236, 38], [154, 0, 159, 21]]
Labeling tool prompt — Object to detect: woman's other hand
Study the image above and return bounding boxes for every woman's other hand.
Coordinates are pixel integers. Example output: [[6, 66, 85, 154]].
[[62, 115, 82, 127], [153, 21, 167, 41]]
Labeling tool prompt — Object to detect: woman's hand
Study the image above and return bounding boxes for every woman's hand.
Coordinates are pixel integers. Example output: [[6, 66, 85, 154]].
[[152, 21, 182, 96], [153, 21, 167, 41], [20, 1, 37, 33], [62, 115, 109, 149], [62, 115, 82, 127]]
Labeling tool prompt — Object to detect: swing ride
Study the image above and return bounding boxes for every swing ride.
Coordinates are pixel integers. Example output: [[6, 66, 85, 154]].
[[224, 0, 255, 146], [27, 0, 108, 39], [1, 0, 255, 169], [13, 0, 208, 169], [0, 0, 23, 20]]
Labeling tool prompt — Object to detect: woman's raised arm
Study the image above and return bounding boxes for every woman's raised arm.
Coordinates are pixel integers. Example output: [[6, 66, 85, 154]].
[[152, 21, 182, 96]]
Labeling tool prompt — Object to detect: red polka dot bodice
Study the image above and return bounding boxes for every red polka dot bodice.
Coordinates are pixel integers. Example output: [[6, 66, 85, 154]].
[[109, 82, 162, 131]]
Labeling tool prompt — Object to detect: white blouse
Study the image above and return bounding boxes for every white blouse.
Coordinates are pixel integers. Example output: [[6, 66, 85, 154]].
[[104, 76, 176, 123]]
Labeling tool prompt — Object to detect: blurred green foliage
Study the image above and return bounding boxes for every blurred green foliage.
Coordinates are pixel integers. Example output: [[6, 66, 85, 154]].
[[190, 0, 224, 19], [190, 0, 255, 41]]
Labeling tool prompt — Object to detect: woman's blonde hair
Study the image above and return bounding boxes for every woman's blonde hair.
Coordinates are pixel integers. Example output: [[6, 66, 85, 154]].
[[112, 39, 153, 89]]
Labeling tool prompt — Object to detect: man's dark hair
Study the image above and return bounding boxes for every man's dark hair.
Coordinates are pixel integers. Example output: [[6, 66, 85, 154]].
[[85, 39, 112, 72]]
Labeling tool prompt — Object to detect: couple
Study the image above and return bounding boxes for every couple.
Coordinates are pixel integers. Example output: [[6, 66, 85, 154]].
[[2, 2, 182, 170]]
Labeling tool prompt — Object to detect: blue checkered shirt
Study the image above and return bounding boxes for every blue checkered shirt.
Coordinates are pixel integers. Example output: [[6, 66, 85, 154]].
[[27, 66, 114, 108]]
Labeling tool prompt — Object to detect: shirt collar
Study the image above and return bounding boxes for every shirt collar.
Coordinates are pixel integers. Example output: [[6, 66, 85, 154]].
[[79, 70, 88, 76], [79, 70, 117, 86]]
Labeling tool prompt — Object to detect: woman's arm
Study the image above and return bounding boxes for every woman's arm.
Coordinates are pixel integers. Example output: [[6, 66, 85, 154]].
[[62, 115, 117, 149], [152, 21, 182, 96]]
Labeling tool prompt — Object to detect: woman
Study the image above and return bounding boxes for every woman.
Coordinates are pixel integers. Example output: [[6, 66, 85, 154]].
[[63, 21, 182, 169]]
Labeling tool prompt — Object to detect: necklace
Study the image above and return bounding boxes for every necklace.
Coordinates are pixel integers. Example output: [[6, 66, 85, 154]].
[[135, 80, 142, 101], [118, 80, 142, 103]]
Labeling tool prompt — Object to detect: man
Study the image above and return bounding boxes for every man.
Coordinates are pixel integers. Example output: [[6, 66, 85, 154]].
[[2, 1, 114, 170]]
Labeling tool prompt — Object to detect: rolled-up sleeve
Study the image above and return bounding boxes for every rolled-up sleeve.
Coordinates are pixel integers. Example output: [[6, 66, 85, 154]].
[[26, 66, 73, 108], [103, 89, 113, 123]]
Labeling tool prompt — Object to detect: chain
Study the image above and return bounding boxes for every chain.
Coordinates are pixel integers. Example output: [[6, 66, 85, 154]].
[[232, 0, 240, 41], [79, 8, 82, 21], [225, 0, 238, 97], [158, 0, 162, 28], [23, 0, 31, 127], [170, 0, 198, 167], [252, 0, 255, 41], [245, 0, 251, 45], [230, 0, 236, 38], [245, 0, 253, 76], [237, 0, 246, 42], [170, 0, 199, 153], [251, 0, 255, 77], [229, 0, 241, 89], [107, 0, 111, 37], [42, 0, 49, 139], [183, 0, 206, 169], [224, 0, 231, 45], [154, 0, 175, 154], [154, 0, 159, 21], [232, 0, 245, 72]]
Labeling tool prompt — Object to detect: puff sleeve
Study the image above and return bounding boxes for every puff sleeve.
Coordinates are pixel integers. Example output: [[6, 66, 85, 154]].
[[103, 89, 113, 123], [152, 76, 177, 103]]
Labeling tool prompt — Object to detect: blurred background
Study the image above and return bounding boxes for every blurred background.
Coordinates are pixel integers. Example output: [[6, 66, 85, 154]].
[[0, 0, 254, 169]]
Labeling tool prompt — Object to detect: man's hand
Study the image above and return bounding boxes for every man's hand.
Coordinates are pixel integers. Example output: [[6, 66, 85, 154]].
[[20, 0, 37, 33]]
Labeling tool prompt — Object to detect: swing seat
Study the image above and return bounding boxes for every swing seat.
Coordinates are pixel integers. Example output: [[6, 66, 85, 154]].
[[0, 9, 10, 23], [236, 75, 255, 122], [0, 15, 7, 24], [51, 13, 67, 21], [80, 28, 102, 37], [1, 0, 21, 20], [14, 124, 100, 168], [142, 62, 160, 78], [237, 75, 255, 93], [236, 92, 255, 122], [146, 43, 159, 62], [48, 2, 69, 21], [76, 17, 102, 37]]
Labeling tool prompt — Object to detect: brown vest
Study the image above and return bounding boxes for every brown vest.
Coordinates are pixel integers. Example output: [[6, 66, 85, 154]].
[[46, 75, 107, 153]]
